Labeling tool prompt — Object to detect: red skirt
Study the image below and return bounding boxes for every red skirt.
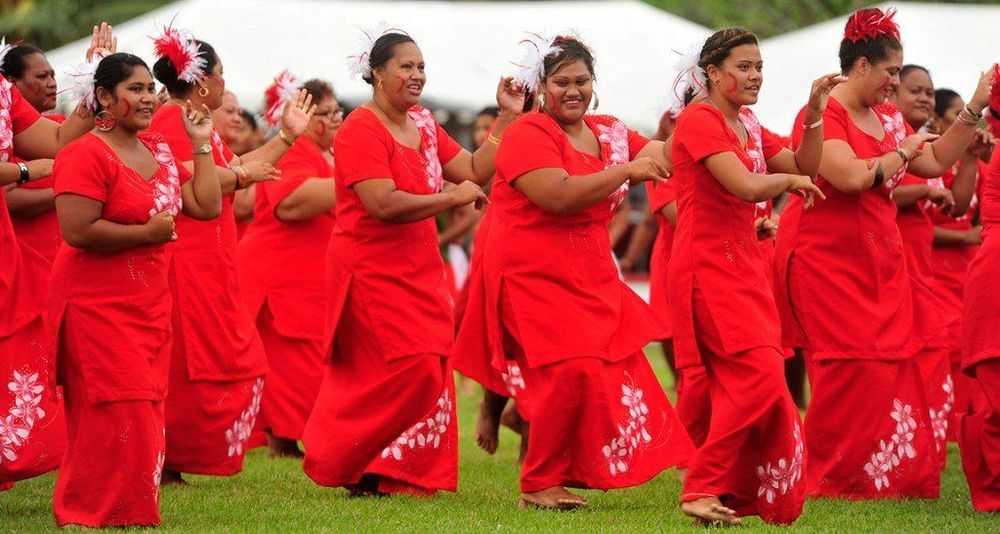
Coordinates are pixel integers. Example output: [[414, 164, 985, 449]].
[[53, 328, 165, 528], [255, 305, 323, 441], [681, 290, 804, 525], [0, 316, 65, 484], [804, 355, 939, 499], [958, 359, 1000, 511], [164, 308, 264, 475], [915, 346, 953, 470], [675, 366, 711, 449], [302, 295, 457, 494]]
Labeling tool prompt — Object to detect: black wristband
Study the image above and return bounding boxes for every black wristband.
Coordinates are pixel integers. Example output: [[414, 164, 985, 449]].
[[871, 163, 885, 189], [16, 162, 29, 185]]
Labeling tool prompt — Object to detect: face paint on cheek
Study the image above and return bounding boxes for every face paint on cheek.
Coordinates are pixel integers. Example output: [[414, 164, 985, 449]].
[[396, 76, 407, 94], [317, 122, 326, 137], [725, 72, 739, 94], [121, 99, 132, 118], [876, 76, 891, 92]]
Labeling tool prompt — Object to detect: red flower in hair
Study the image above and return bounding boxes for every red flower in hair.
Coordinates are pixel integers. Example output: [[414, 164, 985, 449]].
[[844, 7, 900, 43], [263, 70, 300, 129], [152, 22, 207, 83]]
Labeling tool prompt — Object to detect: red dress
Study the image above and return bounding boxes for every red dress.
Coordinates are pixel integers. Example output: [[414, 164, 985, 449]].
[[147, 103, 268, 476], [670, 103, 804, 524], [481, 110, 691, 493], [646, 180, 675, 335], [895, 172, 952, 465], [236, 136, 335, 441], [774, 98, 939, 499], [958, 149, 1000, 511], [9, 113, 66, 263], [302, 106, 459, 495], [49, 132, 184, 527], [0, 78, 65, 487]]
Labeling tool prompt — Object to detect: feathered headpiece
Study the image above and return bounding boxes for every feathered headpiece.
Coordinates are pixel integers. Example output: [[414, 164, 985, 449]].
[[0, 36, 14, 74], [843, 7, 900, 43], [347, 21, 404, 81], [65, 49, 113, 112], [669, 42, 707, 110], [511, 32, 561, 94], [152, 22, 207, 83], [263, 70, 300, 129]]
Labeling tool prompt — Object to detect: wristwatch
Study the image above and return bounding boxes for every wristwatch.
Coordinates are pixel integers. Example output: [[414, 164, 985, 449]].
[[193, 143, 212, 155], [16, 162, 29, 185]]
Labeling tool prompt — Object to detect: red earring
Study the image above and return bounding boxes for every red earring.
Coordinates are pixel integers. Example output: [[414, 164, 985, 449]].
[[95, 110, 116, 132]]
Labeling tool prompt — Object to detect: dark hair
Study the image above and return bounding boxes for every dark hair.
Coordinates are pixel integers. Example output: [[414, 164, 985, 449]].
[[364, 33, 415, 85], [838, 33, 901, 74], [900, 64, 929, 82], [301, 78, 335, 103], [0, 44, 44, 79], [476, 106, 499, 119], [684, 28, 758, 105], [523, 36, 596, 112], [152, 40, 220, 95], [93, 53, 150, 112], [240, 109, 258, 131], [933, 88, 961, 118]]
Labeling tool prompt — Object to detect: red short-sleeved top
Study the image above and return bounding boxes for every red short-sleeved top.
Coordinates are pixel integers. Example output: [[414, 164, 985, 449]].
[[0, 75, 45, 336], [10, 113, 67, 263], [775, 97, 940, 359], [146, 102, 268, 381], [485, 111, 664, 367], [48, 132, 183, 402], [668, 103, 785, 367], [895, 172, 935, 285], [326, 105, 462, 361], [237, 135, 335, 340]]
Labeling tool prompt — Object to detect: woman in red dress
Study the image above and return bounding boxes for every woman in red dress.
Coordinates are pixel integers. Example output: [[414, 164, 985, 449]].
[[959, 77, 1000, 512], [928, 87, 992, 435], [773, 7, 996, 500], [237, 79, 341, 457], [890, 65, 981, 465], [0, 26, 113, 491], [670, 28, 833, 525], [302, 28, 520, 497], [2, 42, 67, 263], [146, 27, 315, 483], [468, 34, 696, 511], [49, 52, 220, 527]]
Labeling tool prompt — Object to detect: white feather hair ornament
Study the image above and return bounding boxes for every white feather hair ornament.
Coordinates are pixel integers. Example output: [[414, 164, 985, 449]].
[[65, 49, 112, 112], [670, 42, 707, 109], [512, 32, 560, 94], [347, 21, 405, 81], [153, 23, 207, 84], [0, 37, 13, 74], [263, 70, 300, 129]]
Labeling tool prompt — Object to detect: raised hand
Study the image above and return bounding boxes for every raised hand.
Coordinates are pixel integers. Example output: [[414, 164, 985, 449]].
[[85, 22, 117, 62], [182, 100, 214, 143], [144, 211, 177, 244], [967, 64, 998, 114], [967, 128, 995, 162], [785, 174, 826, 209], [626, 157, 670, 185], [281, 89, 317, 138], [450, 181, 489, 210], [807, 73, 848, 114], [496, 76, 526, 115]]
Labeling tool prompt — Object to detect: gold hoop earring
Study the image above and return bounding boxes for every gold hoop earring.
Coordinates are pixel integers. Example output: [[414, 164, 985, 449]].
[[95, 110, 115, 132], [376, 78, 383, 90], [198, 85, 210, 98]]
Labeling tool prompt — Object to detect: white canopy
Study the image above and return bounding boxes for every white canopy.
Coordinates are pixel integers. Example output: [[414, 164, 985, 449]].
[[45, 0, 711, 132], [756, 2, 1000, 133]]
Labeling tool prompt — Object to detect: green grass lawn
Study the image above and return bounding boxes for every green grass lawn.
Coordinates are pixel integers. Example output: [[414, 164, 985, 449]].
[[2, 348, 996, 532]]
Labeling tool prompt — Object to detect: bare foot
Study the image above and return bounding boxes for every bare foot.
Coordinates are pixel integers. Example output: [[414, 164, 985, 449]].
[[267, 435, 304, 458], [500, 404, 525, 435], [520, 486, 588, 510], [681, 496, 741, 526], [160, 468, 187, 486], [476, 390, 508, 455]]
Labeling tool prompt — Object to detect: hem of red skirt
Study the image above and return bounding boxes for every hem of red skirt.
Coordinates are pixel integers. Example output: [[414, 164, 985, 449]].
[[163, 458, 244, 477], [55, 516, 161, 528], [521, 462, 682, 494], [805, 488, 940, 500], [961, 352, 1000, 377], [304, 462, 456, 495]]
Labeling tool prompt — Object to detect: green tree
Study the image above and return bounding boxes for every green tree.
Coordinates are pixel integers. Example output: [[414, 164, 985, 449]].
[[0, 0, 171, 50]]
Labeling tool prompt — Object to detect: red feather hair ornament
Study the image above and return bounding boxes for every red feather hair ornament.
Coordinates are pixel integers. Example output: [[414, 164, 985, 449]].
[[152, 22, 207, 83], [844, 8, 900, 43]]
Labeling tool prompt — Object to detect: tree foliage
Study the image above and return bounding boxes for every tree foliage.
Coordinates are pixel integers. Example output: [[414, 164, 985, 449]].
[[0, 0, 172, 50]]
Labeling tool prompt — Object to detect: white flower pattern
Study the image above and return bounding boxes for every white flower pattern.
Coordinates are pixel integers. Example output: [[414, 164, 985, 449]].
[[225, 378, 264, 458], [148, 142, 183, 218], [878, 110, 908, 191], [0, 79, 14, 163], [756, 421, 805, 503], [596, 119, 632, 211], [928, 375, 954, 453], [408, 108, 445, 193], [381, 388, 452, 461], [600, 375, 653, 476], [863, 398, 921, 491], [500, 362, 525, 398], [0, 370, 48, 468]]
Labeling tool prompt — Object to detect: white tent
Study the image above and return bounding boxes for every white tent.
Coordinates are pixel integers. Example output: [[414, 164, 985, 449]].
[[45, 0, 711, 133], [756, 2, 1000, 133]]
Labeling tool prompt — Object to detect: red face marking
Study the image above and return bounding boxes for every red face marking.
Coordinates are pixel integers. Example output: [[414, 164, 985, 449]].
[[121, 99, 132, 117], [876, 76, 891, 92], [317, 122, 326, 137], [724, 72, 740, 94], [395, 76, 407, 94]]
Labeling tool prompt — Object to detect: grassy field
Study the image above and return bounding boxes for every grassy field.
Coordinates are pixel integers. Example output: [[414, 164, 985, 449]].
[[2, 349, 995, 532]]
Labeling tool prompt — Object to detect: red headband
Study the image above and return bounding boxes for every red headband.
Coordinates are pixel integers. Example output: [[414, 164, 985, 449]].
[[844, 8, 900, 44]]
